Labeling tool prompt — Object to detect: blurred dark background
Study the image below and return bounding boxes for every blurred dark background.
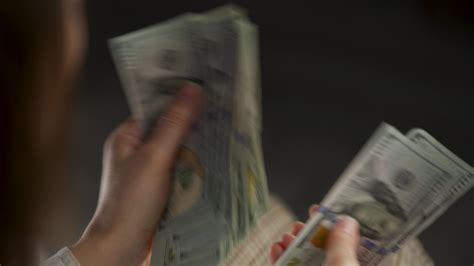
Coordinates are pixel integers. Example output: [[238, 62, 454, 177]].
[[71, 0, 474, 265]]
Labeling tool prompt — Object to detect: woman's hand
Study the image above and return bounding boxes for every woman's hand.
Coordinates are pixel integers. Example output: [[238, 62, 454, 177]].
[[270, 205, 360, 266], [71, 84, 203, 266]]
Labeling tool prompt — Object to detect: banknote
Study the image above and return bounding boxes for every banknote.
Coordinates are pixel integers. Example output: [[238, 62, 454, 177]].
[[109, 5, 269, 265], [368, 128, 474, 265], [276, 123, 473, 266], [155, 211, 224, 266]]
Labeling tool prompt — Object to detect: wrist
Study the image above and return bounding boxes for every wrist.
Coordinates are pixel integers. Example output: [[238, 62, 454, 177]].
[[70, 230, 116, 265], [71, 219, 148, 266], [71, 221, 128, 265]]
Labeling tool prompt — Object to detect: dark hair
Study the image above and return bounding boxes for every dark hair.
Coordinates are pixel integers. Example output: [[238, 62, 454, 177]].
[[0, 1, 73, 263]]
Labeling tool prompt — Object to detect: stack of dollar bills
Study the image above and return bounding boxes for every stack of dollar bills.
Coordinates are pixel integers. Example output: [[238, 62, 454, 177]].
[[276, 123, 474, 266], [109, 5, 270, 266]]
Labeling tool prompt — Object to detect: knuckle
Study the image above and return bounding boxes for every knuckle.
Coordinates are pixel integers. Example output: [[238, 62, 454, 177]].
[[104, 120, 141, 152], [139, 147, 172, 174], [160, 107, 190, 129], [331, 232, 355, 249], [324, 255, 353, 266], [104, 131, 119, 151], [324, 255, 342, 266], [103, 132, 126, 156], [333, 228, 349, 240]]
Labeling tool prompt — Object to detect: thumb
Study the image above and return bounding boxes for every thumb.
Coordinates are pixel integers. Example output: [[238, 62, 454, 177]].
[[324, 216, 360, 266], [142, 83, 204, 171]]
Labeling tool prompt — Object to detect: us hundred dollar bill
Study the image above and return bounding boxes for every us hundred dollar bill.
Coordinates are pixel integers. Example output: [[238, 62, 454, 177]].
[[109, 5, 269, 265], [276, 123, 473, 266]]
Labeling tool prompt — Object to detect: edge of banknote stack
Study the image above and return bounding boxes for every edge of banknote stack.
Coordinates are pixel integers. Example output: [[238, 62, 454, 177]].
[[108, 5, 270, 266]]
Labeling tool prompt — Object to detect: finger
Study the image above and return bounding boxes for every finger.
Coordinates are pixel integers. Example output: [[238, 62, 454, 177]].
[[324, 216, 360, 266], [270, 242, 284, 264], [308, 204, 319, 217], [280, 233, 296, 249], [291, 221, 305, 236], [104, 118, 142, 162], [143, 83, 204, 170]]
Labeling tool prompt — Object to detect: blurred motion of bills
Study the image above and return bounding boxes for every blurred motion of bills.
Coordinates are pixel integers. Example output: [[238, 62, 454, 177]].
[[109, 5, 270, 265], [108, 4, 473, 266]]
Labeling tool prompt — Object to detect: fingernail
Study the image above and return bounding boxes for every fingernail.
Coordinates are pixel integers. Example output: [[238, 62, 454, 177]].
[[337, 216, 359, 236]]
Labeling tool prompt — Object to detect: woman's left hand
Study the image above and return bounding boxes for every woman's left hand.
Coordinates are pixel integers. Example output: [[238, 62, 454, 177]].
[[71, 84, 203, 266], [271, 205, 360, 266]]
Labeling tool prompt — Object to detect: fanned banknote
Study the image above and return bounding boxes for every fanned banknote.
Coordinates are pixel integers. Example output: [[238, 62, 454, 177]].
[[109, 5, 269, 265], [276, 123, 473, 266]]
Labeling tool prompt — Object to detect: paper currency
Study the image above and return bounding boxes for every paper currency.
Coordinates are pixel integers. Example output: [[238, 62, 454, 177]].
[[276, 123, 473, 266], [109, 5, 269, 265]]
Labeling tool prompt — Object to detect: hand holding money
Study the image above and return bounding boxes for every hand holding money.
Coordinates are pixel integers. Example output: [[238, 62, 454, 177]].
[[271, 205, 360, 266], [71, 85, 203, 265], [276, 124, 473, 266], [109, 5, 271, 265]]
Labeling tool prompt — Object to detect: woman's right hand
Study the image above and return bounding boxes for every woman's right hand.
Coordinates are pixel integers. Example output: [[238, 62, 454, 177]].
[[271, 205, 361, 266], [71, 84, 204, 266]]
